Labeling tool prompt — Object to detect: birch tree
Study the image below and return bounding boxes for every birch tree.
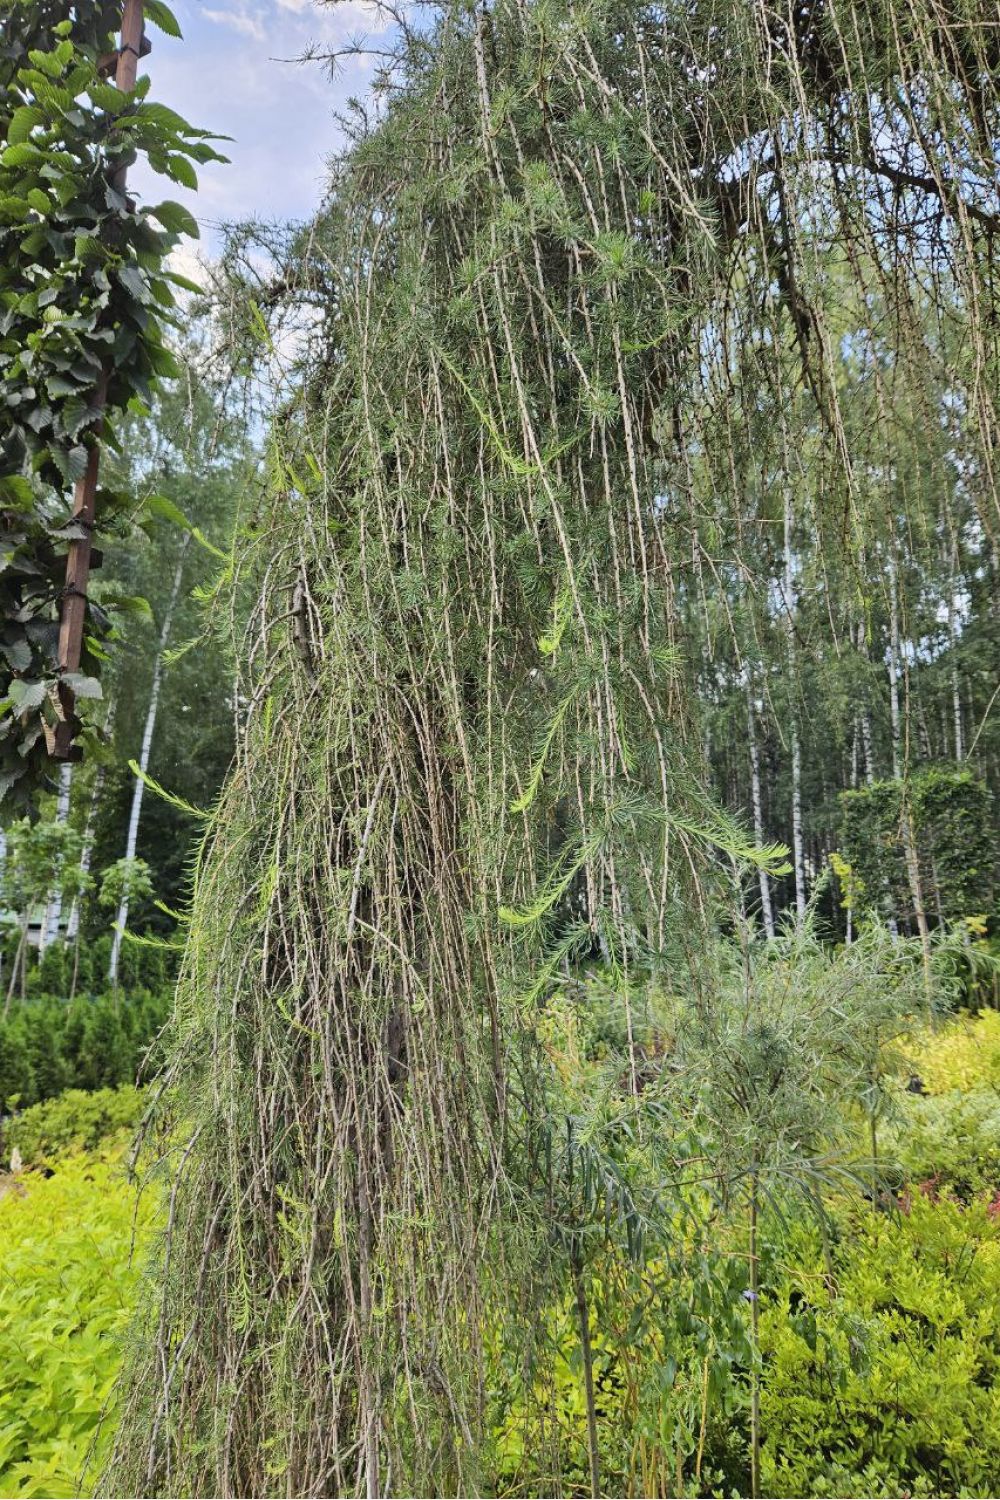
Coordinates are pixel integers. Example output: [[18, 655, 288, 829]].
[[108, 537, 189, 986]]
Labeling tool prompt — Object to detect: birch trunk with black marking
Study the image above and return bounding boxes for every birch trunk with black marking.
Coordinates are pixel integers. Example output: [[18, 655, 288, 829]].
[[784, 494, 806, 925], [39, 763, 74, 953], [887, 552, 902, 781], [948, 544, 964, 762], [108, 539, 188, 986], [747, 683, 775, 938]]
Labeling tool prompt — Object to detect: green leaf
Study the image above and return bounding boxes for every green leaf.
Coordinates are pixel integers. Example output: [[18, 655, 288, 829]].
[[26, 188, 51, 214], [103, 593, 152, 621], [61, 672, 102, 700], [88, 83, 129, 116], [142, 493, 191, 531], [136, 102, 192, 134], [50, 445, 89, 485], [8, 679, 47, 713], [60, 398, 100, 438], [0, 475, 34, 507], [146, 341, 181, 378], [164, 154, 198, 190], [143, 0, 184, 36], [26, 49, 63, 78], [7, 106, 46, 145], [164, 268, 203, 296], [116, 263, 147, 301], [148, 199, 199, 238], [1, 142, 43, 168], [0, 638, 32, 672]]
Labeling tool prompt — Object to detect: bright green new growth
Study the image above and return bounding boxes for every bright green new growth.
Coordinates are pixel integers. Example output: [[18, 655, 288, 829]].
[[105, 0, 1000, 1494], [0, 1148, 158, 1498]]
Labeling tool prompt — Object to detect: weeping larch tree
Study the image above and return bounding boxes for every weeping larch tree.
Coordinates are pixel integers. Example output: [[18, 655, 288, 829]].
[[106, 0, 1000, 1494]]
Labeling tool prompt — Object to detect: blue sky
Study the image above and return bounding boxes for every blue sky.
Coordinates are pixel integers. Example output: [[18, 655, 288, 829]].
[[131, 0, 384, 254]]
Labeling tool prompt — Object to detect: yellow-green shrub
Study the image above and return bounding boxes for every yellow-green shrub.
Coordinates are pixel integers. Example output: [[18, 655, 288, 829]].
[[6, 1086, 145, 1168], [0, 1153, 157, 1498], [760, 1194, 1000, 1498], [905, 1010, 1000, 1094]]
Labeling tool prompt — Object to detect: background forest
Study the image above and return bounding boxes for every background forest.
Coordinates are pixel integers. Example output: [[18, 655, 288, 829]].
[[1, 0, 1000, 1498]]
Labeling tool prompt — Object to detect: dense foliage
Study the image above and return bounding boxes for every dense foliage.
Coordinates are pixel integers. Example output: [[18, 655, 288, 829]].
[[759, 1194, 1000, 1500], [2, 0, 999, 1497], [0, 1143, 157, 1499], [0, 988, 168, 1117], [4, 998, 1000, 1499], [840, 769, 996, 930], [0, 0, 220, 801], [3, 1082, 145, 1165], [96, 0, 1000, 1493]]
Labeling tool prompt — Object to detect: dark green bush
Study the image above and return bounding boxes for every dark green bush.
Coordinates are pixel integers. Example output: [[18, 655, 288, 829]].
[[0, 988, 169, 1112], [841, 767, 996, 938]]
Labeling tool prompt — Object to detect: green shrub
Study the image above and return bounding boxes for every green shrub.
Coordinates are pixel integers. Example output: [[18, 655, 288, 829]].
[[891, 1089, 1000, 1200], [0, 991, 170, 1113], [840, 768, 996, 933], [28, 944, 70, 1000], [0, 1021, 33, 1116], [760, 1194, 1000, 1498], [905, 1009, 1000, 1094], [0, 1151, 158, 1497], [6, 1087, 145, 1168]]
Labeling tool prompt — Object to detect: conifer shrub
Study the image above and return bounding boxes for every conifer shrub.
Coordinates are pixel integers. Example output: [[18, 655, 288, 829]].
[[0, 991, 169, 1119], [840, 769, 996, 936]]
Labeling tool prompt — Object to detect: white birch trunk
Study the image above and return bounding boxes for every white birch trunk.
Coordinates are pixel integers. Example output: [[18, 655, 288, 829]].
[[784, 494, 807, 925], [949, 572, 964, 762], [40, 763, 74, 953], [109, 539, 188, 986], [747, 684, 775, 939], [854, 620, 876, 784], [887, 552, 902, 780]]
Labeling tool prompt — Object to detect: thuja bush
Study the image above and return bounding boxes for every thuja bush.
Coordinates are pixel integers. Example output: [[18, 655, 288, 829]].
[[0, 988, 168, 1114], [0, 928, 173, 998], [840, 768, 996, 931]]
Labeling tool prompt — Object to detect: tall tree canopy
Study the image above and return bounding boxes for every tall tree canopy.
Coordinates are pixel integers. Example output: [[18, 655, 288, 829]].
[[107, 0, 1000, 1494]]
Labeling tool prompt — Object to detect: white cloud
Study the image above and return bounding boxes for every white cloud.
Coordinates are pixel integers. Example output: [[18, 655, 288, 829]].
[[129, 0, 390, 243], [203, 5, 267, 41], [167, 243, 206, 289]]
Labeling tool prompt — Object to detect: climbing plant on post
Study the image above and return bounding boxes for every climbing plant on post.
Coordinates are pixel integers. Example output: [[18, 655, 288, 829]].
[[0, 0, 224, 809]]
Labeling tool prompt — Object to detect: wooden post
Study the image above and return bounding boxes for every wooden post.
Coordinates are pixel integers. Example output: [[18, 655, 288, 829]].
[[52, 0, 145, 758]]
